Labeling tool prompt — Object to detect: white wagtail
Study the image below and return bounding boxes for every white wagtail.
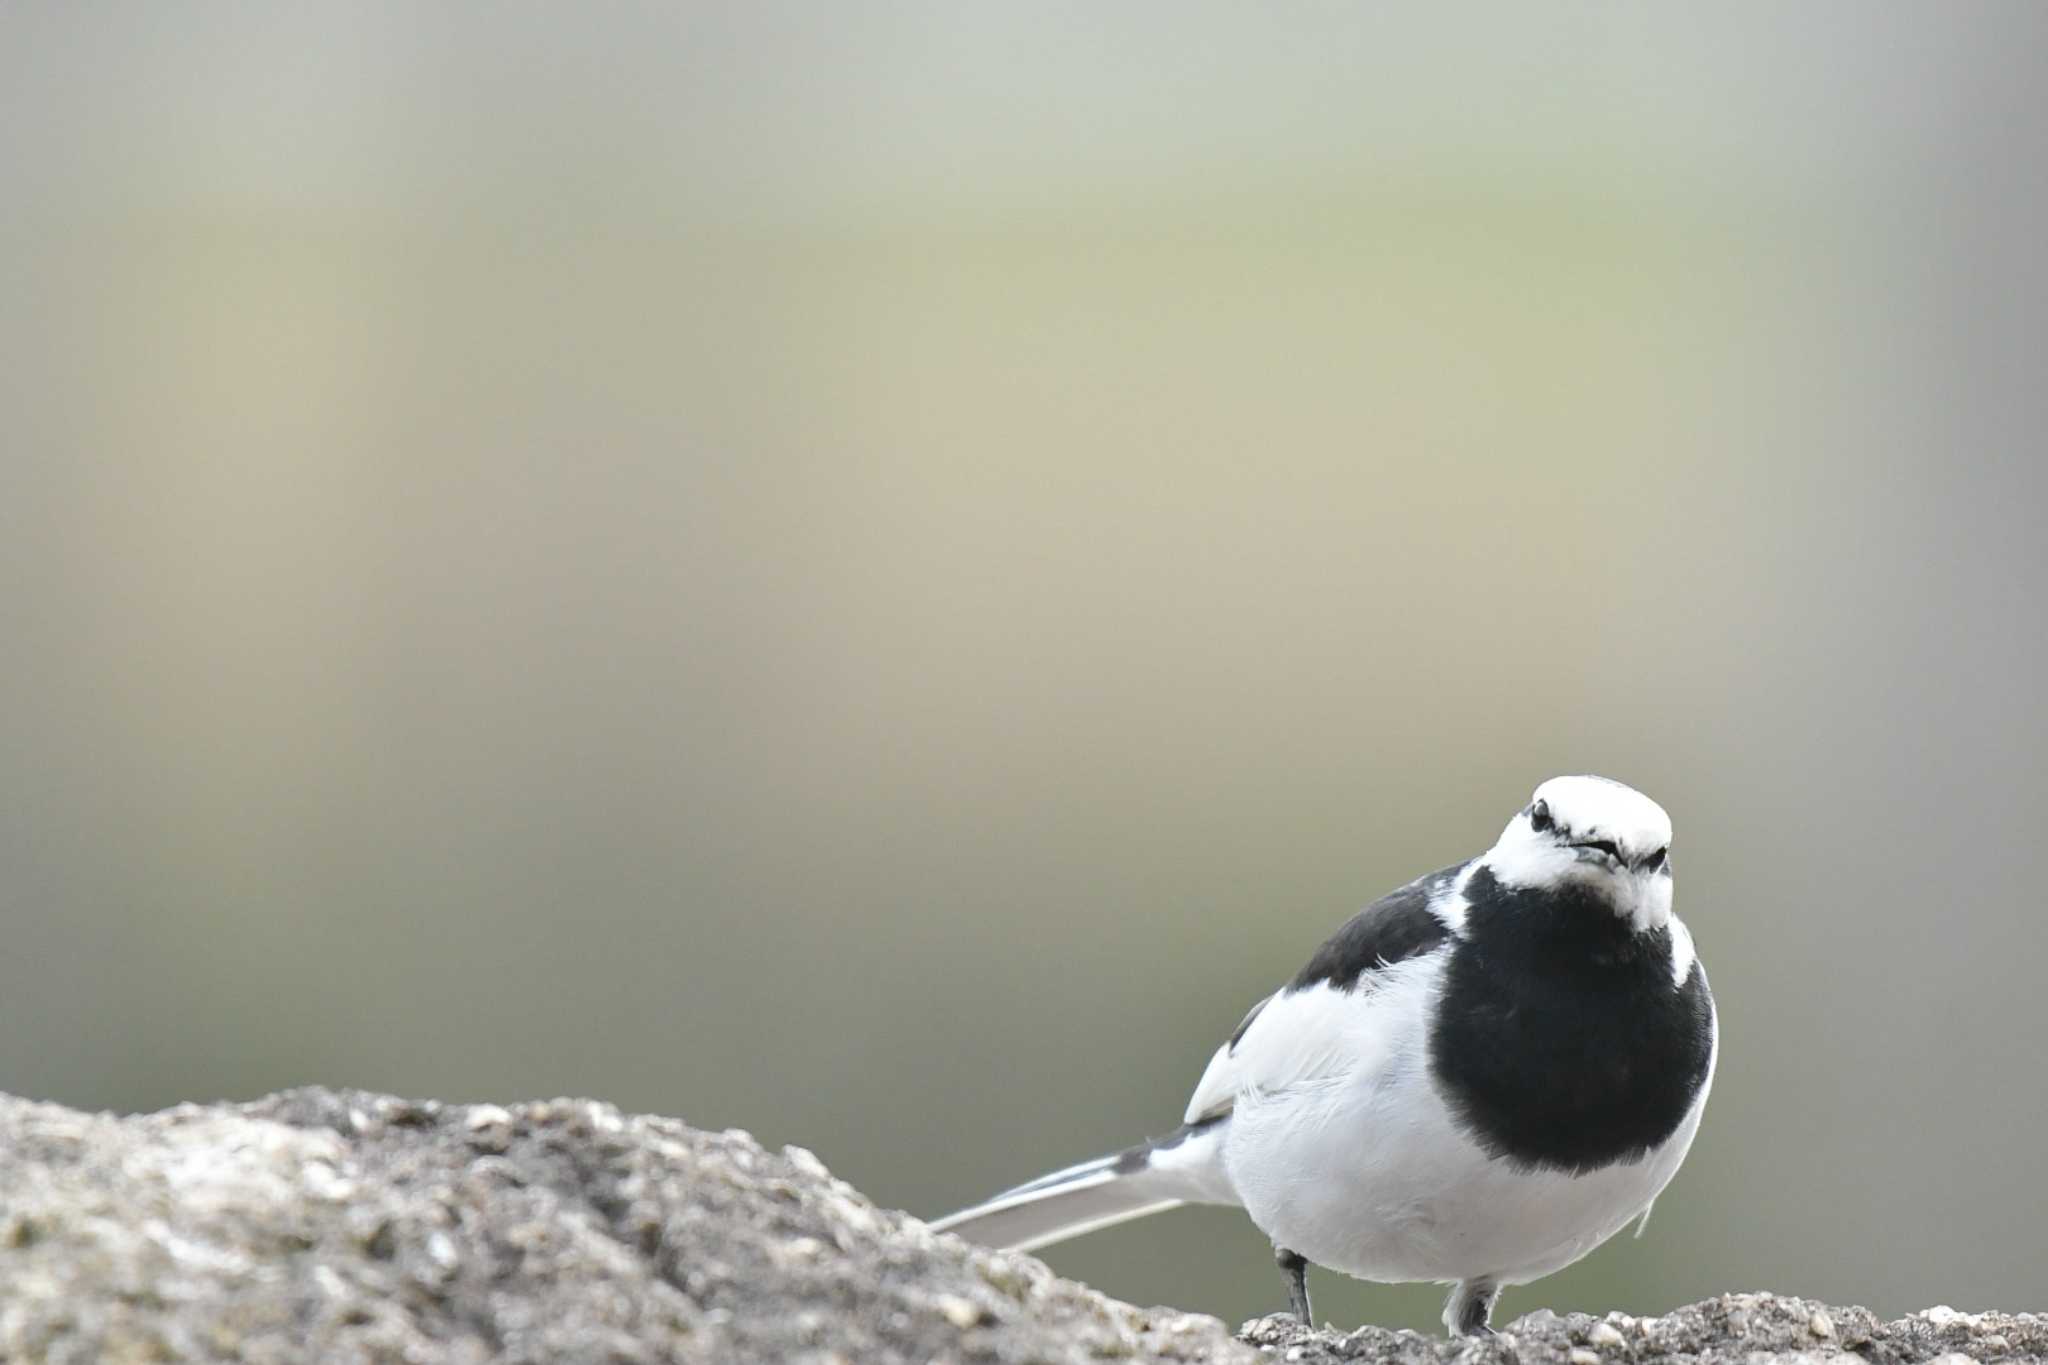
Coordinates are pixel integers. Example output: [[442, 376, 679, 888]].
[[932, 776, 1716, 1336]]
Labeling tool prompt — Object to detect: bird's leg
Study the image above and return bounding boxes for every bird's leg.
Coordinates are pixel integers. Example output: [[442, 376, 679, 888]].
[[1443, 1278, 1500, 1337], [1274, 1246, 1313, 1324]]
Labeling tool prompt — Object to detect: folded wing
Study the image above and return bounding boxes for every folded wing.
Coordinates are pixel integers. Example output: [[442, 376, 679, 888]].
[[1183, 863, 1466, 1125]]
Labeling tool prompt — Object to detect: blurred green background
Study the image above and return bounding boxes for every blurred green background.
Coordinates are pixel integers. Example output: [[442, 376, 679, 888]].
[[3, 0, 2045, 1336]]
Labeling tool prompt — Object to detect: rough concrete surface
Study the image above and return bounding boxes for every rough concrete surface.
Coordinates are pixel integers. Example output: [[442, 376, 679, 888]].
[[0, 1089, 2038, 1364]]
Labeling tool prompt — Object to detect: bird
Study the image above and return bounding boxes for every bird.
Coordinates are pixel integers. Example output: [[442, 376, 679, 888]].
[[930, 775, 1716, 1337]]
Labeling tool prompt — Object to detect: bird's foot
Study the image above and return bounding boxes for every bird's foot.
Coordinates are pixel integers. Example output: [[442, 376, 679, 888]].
[[1444, 1277, 1500, 1337], [1274, 1245, 1313, 1325]]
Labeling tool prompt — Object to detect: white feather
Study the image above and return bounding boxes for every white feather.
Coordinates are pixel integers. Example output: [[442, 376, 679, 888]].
[[929, 1122, 1233, 1252], [1429, 862, 1480, 939], [1523, 775, 1672, 857], [1667, 915, 1698, 986], [1184, 964, 1441, 1127], [1486, 777, 1675, 933]]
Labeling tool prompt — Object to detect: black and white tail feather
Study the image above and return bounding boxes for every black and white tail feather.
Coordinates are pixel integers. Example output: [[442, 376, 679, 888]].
[[928, 776, 1717, 1339], [930, 1117, 1230, 1252]]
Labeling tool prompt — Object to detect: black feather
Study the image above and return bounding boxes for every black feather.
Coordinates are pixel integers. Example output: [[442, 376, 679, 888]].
[[1288, 863, 1462, 993], [1429, 867, 1715, 1175]]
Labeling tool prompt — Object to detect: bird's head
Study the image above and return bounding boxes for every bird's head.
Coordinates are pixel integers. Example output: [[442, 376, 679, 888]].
[[1485, 775, 1674, 932]]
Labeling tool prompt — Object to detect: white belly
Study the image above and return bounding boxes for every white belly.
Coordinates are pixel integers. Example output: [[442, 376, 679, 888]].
[[1219, 965, 1711, 1286]]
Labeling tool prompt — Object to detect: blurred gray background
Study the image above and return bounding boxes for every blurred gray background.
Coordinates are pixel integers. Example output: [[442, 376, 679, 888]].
[[3, 0, 2045, 1336]]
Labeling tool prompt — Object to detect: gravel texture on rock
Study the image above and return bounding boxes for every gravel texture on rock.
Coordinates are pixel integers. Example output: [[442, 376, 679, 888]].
[[0, 1087, 1242, 1364], [0, 1088, 2038, 1364], [1243, 1294, 2047, 1364]]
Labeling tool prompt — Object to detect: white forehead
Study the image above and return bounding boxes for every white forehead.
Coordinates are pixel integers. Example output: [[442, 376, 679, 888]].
[[1531, 775, 1672, 852]]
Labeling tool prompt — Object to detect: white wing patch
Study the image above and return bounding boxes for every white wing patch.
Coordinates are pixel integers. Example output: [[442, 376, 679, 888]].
[[1183, 960, 1443, 1126], [1667, 915, 1697, 987], [1430, 862, 1481, 939]]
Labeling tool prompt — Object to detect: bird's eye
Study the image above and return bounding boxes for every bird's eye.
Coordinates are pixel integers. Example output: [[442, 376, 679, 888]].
[[1577, 838, 1623, 862], [1643, 846, 1668, 871], [1528, 799, 1554, 833]]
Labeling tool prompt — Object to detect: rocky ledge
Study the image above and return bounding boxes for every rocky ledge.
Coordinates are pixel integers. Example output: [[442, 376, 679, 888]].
[[0, 1088, 2036, 1364]]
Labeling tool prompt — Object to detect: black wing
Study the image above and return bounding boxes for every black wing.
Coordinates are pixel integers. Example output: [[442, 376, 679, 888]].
[[1287, 861, 1464, 992], [1182, 860, 1465, 1123]]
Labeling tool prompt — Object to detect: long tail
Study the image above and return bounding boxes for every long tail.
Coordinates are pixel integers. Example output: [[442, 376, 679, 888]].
[[929, 1117, 1234, 1253]]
